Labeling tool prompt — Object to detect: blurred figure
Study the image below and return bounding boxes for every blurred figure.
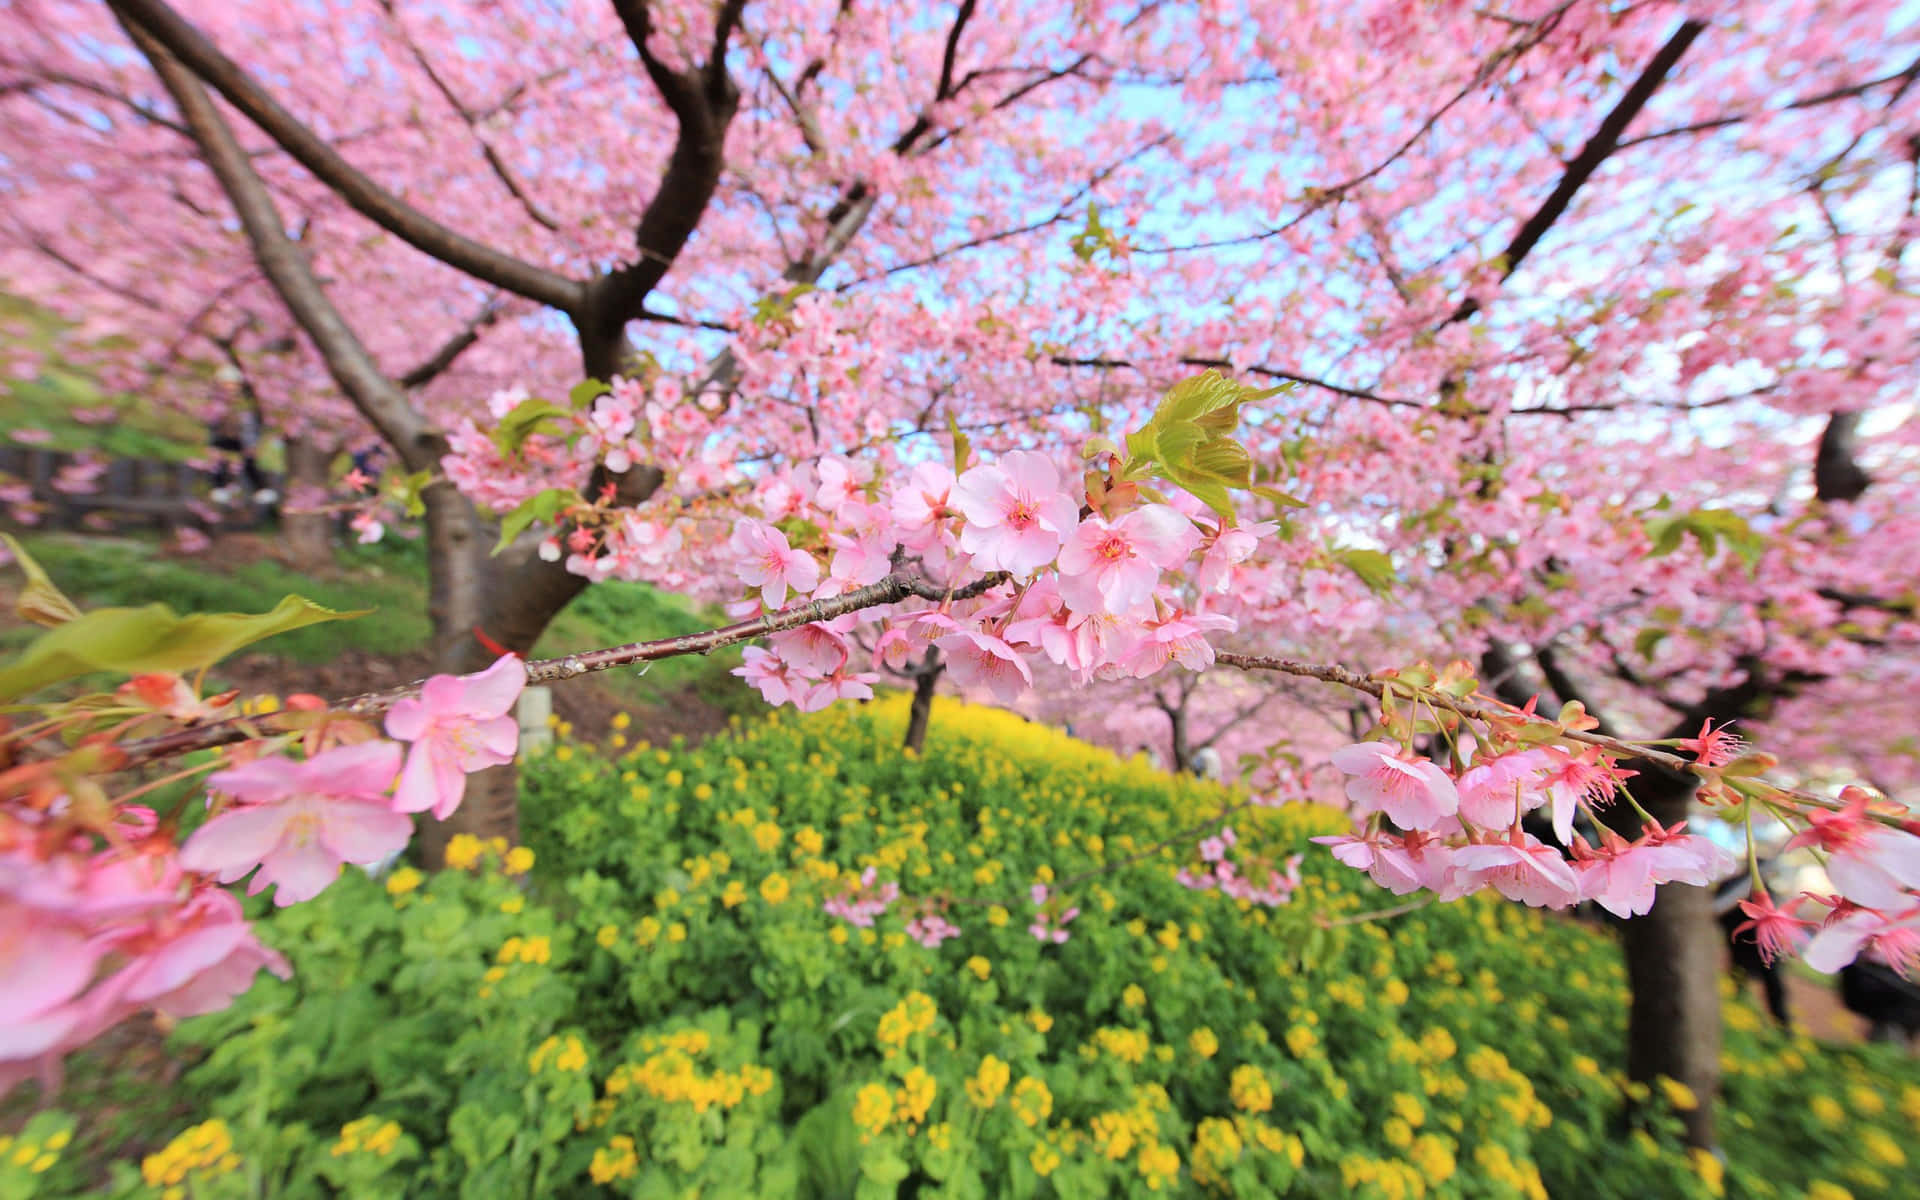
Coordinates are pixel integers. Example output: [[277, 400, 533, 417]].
[[1190, 746, 1223, 781], [207, 407, 271, 507], [1840, 960, 1920, 1049]]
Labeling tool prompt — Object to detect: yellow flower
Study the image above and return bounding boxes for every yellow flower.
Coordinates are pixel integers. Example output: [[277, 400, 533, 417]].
[[1861, 1128, 1905, 1167], [1811, 1094, 1845, 1126], [499, 896, 524, 915], [1189, 1027, 1219, 1058], [596, 924, 619, 948], [1284, 1025, 1317, 1058], [589, 1136, 638, 1184], [610, 712, 631, 730], [1805, 1184, 1854, 1200], [760, 873, 791, 904], [1030, 1141, 1062, 1177], [896, 1067, 937, 1126], [1028, 1009, 1053, 1034], [502, 846, 534, 874], [721, 880, 748, 908], [1657, 1076, 1698, 1111], [795, 826, 824, 855], [967, 956, 991, 981], [988, 905, 1010, 928], [444, 834, 485, 870], [384, 867, 422, 895], [1230, 1065, 1273, 1114], [667, 922, 687, 942], [967, 1055, 1011, 1108], [1689, 1147, 1725, 1196], [1012, 1077, 1053, 1127], [853, 1083, 894, 1138], [1122, 983, 1146, 1008], [1137, 1141, 1180, 1190]]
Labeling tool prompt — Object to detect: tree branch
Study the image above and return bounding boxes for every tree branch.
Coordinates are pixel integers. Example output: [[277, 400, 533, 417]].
[[105, 0, 583, 312], [399, 296, 506, 390], [118, 17, 434, 469], [1444, 18, 1705, 326]]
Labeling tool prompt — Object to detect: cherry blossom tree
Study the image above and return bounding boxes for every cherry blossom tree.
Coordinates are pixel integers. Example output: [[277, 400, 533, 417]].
[[4, 0, 1919, 1154]]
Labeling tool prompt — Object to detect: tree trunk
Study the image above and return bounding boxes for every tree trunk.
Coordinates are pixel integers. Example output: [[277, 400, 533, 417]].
[[413, 483, 530, 866], [903, 653, 942, 753], [1606, 761, 1722, 1152], [1165, 699, 1191, 774], [280, 436, 335, 568]]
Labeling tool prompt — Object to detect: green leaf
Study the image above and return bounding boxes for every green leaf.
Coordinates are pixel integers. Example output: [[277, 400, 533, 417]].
[[396, 469, 434, 518], [2, 534, 82, 627], [1251, 485, 1307, 508], [1333, 547, 1396, 596], [569, 378, 612, 411], [1633, 628, 1669, 660], [948, 412, 972, 476], [493, 487, 580, 554], [491, 397, 572, 460], [0, 595, 367, 701]]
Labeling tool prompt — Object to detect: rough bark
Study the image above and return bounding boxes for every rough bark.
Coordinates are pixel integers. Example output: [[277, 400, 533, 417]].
[[1602, 760, 1721, 1151], [1158, 688, 1192, 774], [279, 436, 334, 568], [903, 651, 942, 754]]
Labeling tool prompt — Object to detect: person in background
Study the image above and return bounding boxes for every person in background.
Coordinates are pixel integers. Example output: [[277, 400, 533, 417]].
[[206, 368, 275, 507], [1190, 746, 1224, 781]]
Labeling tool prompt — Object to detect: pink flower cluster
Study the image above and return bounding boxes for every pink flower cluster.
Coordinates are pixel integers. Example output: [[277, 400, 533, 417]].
[[822, 867, 901, 927], [1312, 742, 1920, 977], [2, 655, 524, 1097], [1313, 740, 1736, 913], [697, 448, 1253, 710], [1177, 828, 1303, 907]]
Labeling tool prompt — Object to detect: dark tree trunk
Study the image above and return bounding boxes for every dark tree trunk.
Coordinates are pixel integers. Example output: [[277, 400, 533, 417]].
[[1606, 759, 1721, 1151], [280, 436, 334, 568], [1165, 699, 1191, 774], [903, 653, 942, 753]]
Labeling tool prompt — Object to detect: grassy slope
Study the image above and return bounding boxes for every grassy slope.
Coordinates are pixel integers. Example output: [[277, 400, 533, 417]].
[[1, 533, 753, 715]]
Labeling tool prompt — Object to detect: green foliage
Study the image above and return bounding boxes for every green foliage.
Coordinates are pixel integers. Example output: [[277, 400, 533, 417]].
[[24, 699, 1915, 1198], [1642, 504, 1766, 570], [494, 488, 580, 554], [490, 398, 574, 462], [1121, 372, 1304, 520], [0, 592, 362, 702], [1332, 547, 1397, 597]]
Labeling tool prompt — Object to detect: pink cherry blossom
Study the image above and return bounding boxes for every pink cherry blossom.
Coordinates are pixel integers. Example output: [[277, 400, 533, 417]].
[[1729, 890, 1815, 965], [905, 913, 961, 948], [1329, 741, 1460, 831], [183, 740, 411, 906], [1803, 905, 1920, 976], [936, 629, 1034, 704], [1783, 791, 1920, 909], [728, 520, 821, 608], [1056, 504, 1199, 617], [384, 654, 525, 820], [1448, 833, 1582, 908], [952, 451, 1080, 576], [1454, 750, 1550, 830], [1569, 831, 1661, 918], [733, 646, 797, 706]]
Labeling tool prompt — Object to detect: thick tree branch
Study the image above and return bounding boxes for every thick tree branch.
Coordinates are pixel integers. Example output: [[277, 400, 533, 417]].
[[585, 0, 747, 375], [1444, 18, 1705, 326], [106, 0, 583, 312], [121, 17, 435, 470]]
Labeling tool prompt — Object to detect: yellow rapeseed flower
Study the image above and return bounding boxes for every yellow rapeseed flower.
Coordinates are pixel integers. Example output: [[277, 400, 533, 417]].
[[384, 867, 423, 895]]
